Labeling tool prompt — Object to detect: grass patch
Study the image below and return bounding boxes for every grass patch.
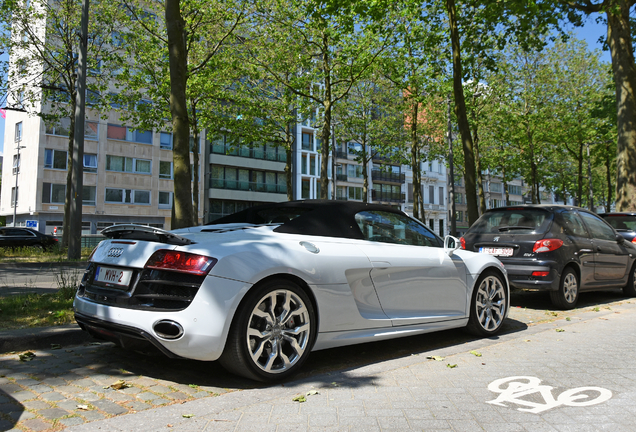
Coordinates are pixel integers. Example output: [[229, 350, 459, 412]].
[[0, 267, 82, 330], [0, 246, 93, 263], [0, 285, 78, 330]]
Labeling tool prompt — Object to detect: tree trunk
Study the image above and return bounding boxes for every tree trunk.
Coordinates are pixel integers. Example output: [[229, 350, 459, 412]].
[[474, 130, 485, 214], [286, 124, 293, 201], [62, 106, 75, 248], [363, 148, 369, 203], [410, 98, 422, 221], [607, 1, 636, 211], [446, 0, 478, 225], [577, 141, 583, 205], [165, 0, 194, 228], [605, 140, 613, 211]]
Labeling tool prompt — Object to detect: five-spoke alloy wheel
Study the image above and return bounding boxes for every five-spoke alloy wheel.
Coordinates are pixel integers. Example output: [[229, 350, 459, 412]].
[[550, 267, 579, 310], [219, 279, 316, 382], [466, 270, 508, 337]]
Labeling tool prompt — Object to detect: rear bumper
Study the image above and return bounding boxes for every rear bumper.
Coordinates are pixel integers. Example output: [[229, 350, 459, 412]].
[[502, 259, 561, 291]]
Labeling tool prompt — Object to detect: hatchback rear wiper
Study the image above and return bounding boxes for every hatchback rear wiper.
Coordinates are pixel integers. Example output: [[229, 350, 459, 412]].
[[498, 226, 534, 232]]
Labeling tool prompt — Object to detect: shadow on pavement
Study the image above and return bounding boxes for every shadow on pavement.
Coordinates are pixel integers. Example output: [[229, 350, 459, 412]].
[[510, 288, 628, 310], [0, 388, 23, 430]]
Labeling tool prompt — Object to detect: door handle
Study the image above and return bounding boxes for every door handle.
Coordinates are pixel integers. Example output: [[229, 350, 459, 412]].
[[579, 249, 593, 253], [596, 246, 602, 252]]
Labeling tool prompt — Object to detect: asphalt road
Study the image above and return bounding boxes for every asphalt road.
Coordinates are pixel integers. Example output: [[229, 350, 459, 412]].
[[0, 263, 87, 296]]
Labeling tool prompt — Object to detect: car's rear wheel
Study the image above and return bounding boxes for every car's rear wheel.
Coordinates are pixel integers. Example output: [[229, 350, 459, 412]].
[[219, 279, 316, 382], [623, 262, 636, 297], [466, 270, 508, 337], [550, 267, 579, 310]]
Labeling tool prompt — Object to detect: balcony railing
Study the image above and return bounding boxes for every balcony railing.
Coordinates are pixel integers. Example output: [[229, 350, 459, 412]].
[[371, 170, 405, 184], [211, 143, 287, 163], [371, 190, 406, 203], [210, 178, 287, 194], [336, 150, 349, 159], [336, 173, 348, 181]]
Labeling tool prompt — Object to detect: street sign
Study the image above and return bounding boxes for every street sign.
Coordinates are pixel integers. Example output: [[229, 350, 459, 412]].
[[26, 220, 38, 229]]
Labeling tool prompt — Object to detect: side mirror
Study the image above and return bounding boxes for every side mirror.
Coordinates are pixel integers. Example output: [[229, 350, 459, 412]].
[[444, 235, 461, 256], [616, 233, 625, 243]]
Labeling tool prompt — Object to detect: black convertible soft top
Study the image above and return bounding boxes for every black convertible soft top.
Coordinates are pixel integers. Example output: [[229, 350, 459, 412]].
[[208, 200, 407, 240]]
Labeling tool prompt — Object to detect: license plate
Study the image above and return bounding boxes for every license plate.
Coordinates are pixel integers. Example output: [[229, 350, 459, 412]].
[[480, 247, 514, 257], [94, 266, 133, 287]]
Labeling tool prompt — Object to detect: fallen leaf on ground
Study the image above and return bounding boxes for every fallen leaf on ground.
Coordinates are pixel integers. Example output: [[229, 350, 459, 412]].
[[427, 356, 444, 361], [469, 351, 482, 357], [306, 390, 320, 396], [566, 317, 571, 321], [109, 380, 130, 390], [446, 364, 458, 368], [182, 414, 194, 418], [19, 352, 36, 362], [292, 394, 307, 403], [331, 382, 340, 387], [556, 328, 565, 332], [77, 404, 89, 410]]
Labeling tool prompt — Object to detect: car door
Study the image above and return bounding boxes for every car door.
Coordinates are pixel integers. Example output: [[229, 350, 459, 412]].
[[355, 210, 467, 327], [559, 211, 595, 287], [579, 211, 630, 281]]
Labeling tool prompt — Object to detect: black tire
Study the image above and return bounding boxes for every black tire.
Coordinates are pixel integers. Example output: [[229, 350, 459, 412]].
[[550, 267, 579, 310], [219, 279, 316, 382], [466, 270, 508, 337], [623, 262, 636, 297]]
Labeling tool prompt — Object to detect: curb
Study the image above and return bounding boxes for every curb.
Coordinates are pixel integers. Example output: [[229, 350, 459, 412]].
[[0, 324, 96, 353]]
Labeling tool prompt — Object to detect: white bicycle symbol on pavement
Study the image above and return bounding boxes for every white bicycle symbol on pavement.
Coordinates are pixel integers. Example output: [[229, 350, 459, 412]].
[[487, 376, 612, 414]]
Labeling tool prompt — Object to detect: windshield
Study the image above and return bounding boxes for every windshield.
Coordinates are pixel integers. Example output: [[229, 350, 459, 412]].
[[469, 209, 553, 235], [603, 215, 636, 231]]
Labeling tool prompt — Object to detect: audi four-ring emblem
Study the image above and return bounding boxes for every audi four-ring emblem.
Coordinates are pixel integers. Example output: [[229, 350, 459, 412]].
[[107, 247, 124, 257]]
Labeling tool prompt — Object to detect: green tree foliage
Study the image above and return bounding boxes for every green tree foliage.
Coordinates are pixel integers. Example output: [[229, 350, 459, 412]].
[[0, 0, 125, 245]]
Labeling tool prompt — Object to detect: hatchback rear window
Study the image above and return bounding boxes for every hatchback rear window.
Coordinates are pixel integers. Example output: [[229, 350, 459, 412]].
[[468, 209, 553, 234]]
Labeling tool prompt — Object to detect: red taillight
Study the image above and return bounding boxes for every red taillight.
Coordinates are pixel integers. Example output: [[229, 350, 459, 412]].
[[145, 250, 217, 275], [632, 238, 636, 244], [460, 237, 466, 250], [532, 271, 550, 277], [533, 239, 564, 253]]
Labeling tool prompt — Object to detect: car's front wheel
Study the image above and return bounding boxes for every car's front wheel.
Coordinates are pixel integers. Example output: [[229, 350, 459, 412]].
[[219, 279, 316, 382], [550, 267, 579, 310], [466, 270, 508, 337]]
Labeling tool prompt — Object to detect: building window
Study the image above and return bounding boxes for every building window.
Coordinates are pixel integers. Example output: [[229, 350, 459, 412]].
[[15, 122, 22, 142], [42, 183, 66, 204], [439, 186, 444, 205], [85, 121, 99, 140], [301, 132, 313, 151], [349, 187, 363, 200], [159, 161, 173, 179], [429, 219, 434, 230], [455, 210, 463, 222], [301, 178, 310, 199], [107, 124, 152, 144], [490, 182, 502, 193], [160, 132, 172, 149], [429, 185, 435, 204], [84, 154, 98, 173], [508, 185, 522, 195], [105, 188, 151, 204], [44, 149, 67, 170], [347, 142, 362, 155], [11, 187, 17, 207], [310, 155, 316, 176], [106, 155, 151, 174], [12, 154, 20, 174], [301, 154, 308, 175], [83, 186, 96, 206], [455, 193, 463, 204], [159, 191, 173, 209], [438, 161, 443, 174], [439, 219, 444, 237], [347, 164, 363, 178], [46, 118, 71, 136]]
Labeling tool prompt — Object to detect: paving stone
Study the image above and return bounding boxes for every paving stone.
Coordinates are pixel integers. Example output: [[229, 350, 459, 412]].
[[71, 378, 98, 387], [166, 392, 189, 400], [15, 378, 41, 387], [147, 385, 172, 394], [7, 410, 35, 421], [56, 400, 85, 411], [22, 400, 52, 410], [126, 401, 152, 411], [38, 408, 70, 419], [80, 410, 106, 421], [92, 399, 128, 415], [129, 377, 158, 387], [0, 420, 14, 431], [75, 392, 101, 402], [106, 392, 135, 402], [59, 416, 86, 426], [11, 390, 36, 402], [41, 391, 67, 402], [56, 385, 83, 394], [20, 418, 52, 432], [0, 383, 23, 394], [151, 398, 171, 406], [137, 391, 161, 401]]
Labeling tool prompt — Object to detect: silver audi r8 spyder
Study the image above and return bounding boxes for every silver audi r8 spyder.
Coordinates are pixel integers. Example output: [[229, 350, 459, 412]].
[[74, 200, 509, 381]]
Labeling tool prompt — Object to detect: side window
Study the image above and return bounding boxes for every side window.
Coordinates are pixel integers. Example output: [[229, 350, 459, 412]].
[[579, 212, 616, 241], [560, 211, 589, 238], [355, 211, 442, 247]]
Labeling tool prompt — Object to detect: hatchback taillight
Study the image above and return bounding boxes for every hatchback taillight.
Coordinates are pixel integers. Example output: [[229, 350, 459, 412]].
[[145, 250, 217, 275], [460, 237, 466, 250], [533, 239, 563, 253], [632, 238, 636, 245]]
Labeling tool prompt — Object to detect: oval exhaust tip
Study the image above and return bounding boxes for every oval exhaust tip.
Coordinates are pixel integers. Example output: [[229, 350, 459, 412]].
[[153, 320, 184, 340]]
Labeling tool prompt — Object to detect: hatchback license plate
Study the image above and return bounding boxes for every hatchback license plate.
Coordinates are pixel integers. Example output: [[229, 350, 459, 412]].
[[480, 247, 514, 257], [95, 266, 133, 287]]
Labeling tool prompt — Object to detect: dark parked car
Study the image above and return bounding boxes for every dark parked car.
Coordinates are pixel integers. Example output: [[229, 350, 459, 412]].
[[599, 213, 636, 244], [0, 227, 59, 250], [461, 205, 636, 309]]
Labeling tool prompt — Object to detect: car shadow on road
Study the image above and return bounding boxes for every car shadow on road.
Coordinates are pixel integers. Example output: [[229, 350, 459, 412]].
[[510, 288, 628, 311], [0, 388, 23, 430]]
